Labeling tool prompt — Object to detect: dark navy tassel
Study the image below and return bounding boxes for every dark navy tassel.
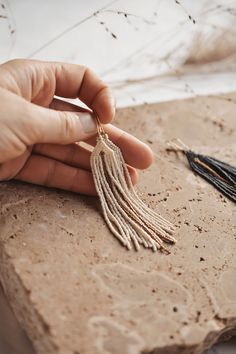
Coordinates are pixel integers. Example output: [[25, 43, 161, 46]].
[[168, 140, 236, 203]]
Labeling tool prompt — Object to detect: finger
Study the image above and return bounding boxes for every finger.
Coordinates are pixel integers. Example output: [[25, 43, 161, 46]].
[[2, 59, 115, 123], [48, 99, 153, 170], [85, 124, 154, 170], [15, 154, 96, 195], [0, 147, 32, 181], [33, 142, 91, 170], [52, 62, 115, 123], [0, 87, 98, 148], [33, 143, 139, 183], [15, 155, 138, 195], [18, 96, 98, 145]]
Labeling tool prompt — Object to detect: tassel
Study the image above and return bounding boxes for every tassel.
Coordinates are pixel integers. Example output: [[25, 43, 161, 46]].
[[168, 139, 236, 203], [90, 116, 176, 252]]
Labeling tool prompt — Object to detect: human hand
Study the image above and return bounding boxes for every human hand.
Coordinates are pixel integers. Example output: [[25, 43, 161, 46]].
[[0, 59, 153, 195]]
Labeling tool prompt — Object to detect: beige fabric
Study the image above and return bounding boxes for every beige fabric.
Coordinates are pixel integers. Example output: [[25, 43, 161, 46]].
[[90, 121, 176, 252]]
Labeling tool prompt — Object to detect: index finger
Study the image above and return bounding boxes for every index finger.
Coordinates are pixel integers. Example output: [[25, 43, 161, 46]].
[[85, 124, 154, 170], [1, 59, 115, 124], [52, 62, 115, 123]]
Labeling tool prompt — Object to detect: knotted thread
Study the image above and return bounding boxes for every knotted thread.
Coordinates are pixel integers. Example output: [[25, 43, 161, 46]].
[[90, 115, 176, 252]]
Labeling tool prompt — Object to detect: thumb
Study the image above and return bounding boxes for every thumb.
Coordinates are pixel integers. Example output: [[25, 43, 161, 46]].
[[26, 101, 97, 145]]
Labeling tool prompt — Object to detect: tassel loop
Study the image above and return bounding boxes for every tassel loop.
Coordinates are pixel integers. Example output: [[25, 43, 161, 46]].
[[167, 138, 190, 153]]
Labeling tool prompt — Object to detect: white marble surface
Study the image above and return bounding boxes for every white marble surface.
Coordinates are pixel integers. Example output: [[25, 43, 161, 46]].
[[0, 1, 235, 353]]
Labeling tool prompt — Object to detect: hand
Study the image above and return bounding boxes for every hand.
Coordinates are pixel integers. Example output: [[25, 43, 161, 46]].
[[0, 59, 153, 195]]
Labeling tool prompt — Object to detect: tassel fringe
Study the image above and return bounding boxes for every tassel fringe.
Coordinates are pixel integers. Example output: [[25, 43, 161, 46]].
[[90, 120, 176, 253]]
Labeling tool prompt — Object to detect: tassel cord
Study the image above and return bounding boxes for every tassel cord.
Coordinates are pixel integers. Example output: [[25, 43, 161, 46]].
[[95, 150, 160, 250], [108, 143, 175, 233], [106, 153, 175, 241], [90, 118, 176, 252]]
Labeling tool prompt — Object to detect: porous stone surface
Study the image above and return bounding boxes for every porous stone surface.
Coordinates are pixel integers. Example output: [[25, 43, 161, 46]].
[[0, 94, 235, 354]]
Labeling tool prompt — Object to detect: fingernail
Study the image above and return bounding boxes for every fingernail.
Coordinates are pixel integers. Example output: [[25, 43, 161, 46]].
[[79, 112, 97, 134]]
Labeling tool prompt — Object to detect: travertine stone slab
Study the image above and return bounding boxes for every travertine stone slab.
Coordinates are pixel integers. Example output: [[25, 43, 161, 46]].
[[0, 94, 235, 354]]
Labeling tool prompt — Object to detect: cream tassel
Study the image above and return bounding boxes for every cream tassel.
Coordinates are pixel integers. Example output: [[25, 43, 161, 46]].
[[90, 116, 176, 253]]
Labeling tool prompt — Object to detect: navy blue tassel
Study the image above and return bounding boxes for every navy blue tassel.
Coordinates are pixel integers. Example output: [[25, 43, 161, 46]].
[[168, 140, 236, 203], [185, 151, 236, 203]]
